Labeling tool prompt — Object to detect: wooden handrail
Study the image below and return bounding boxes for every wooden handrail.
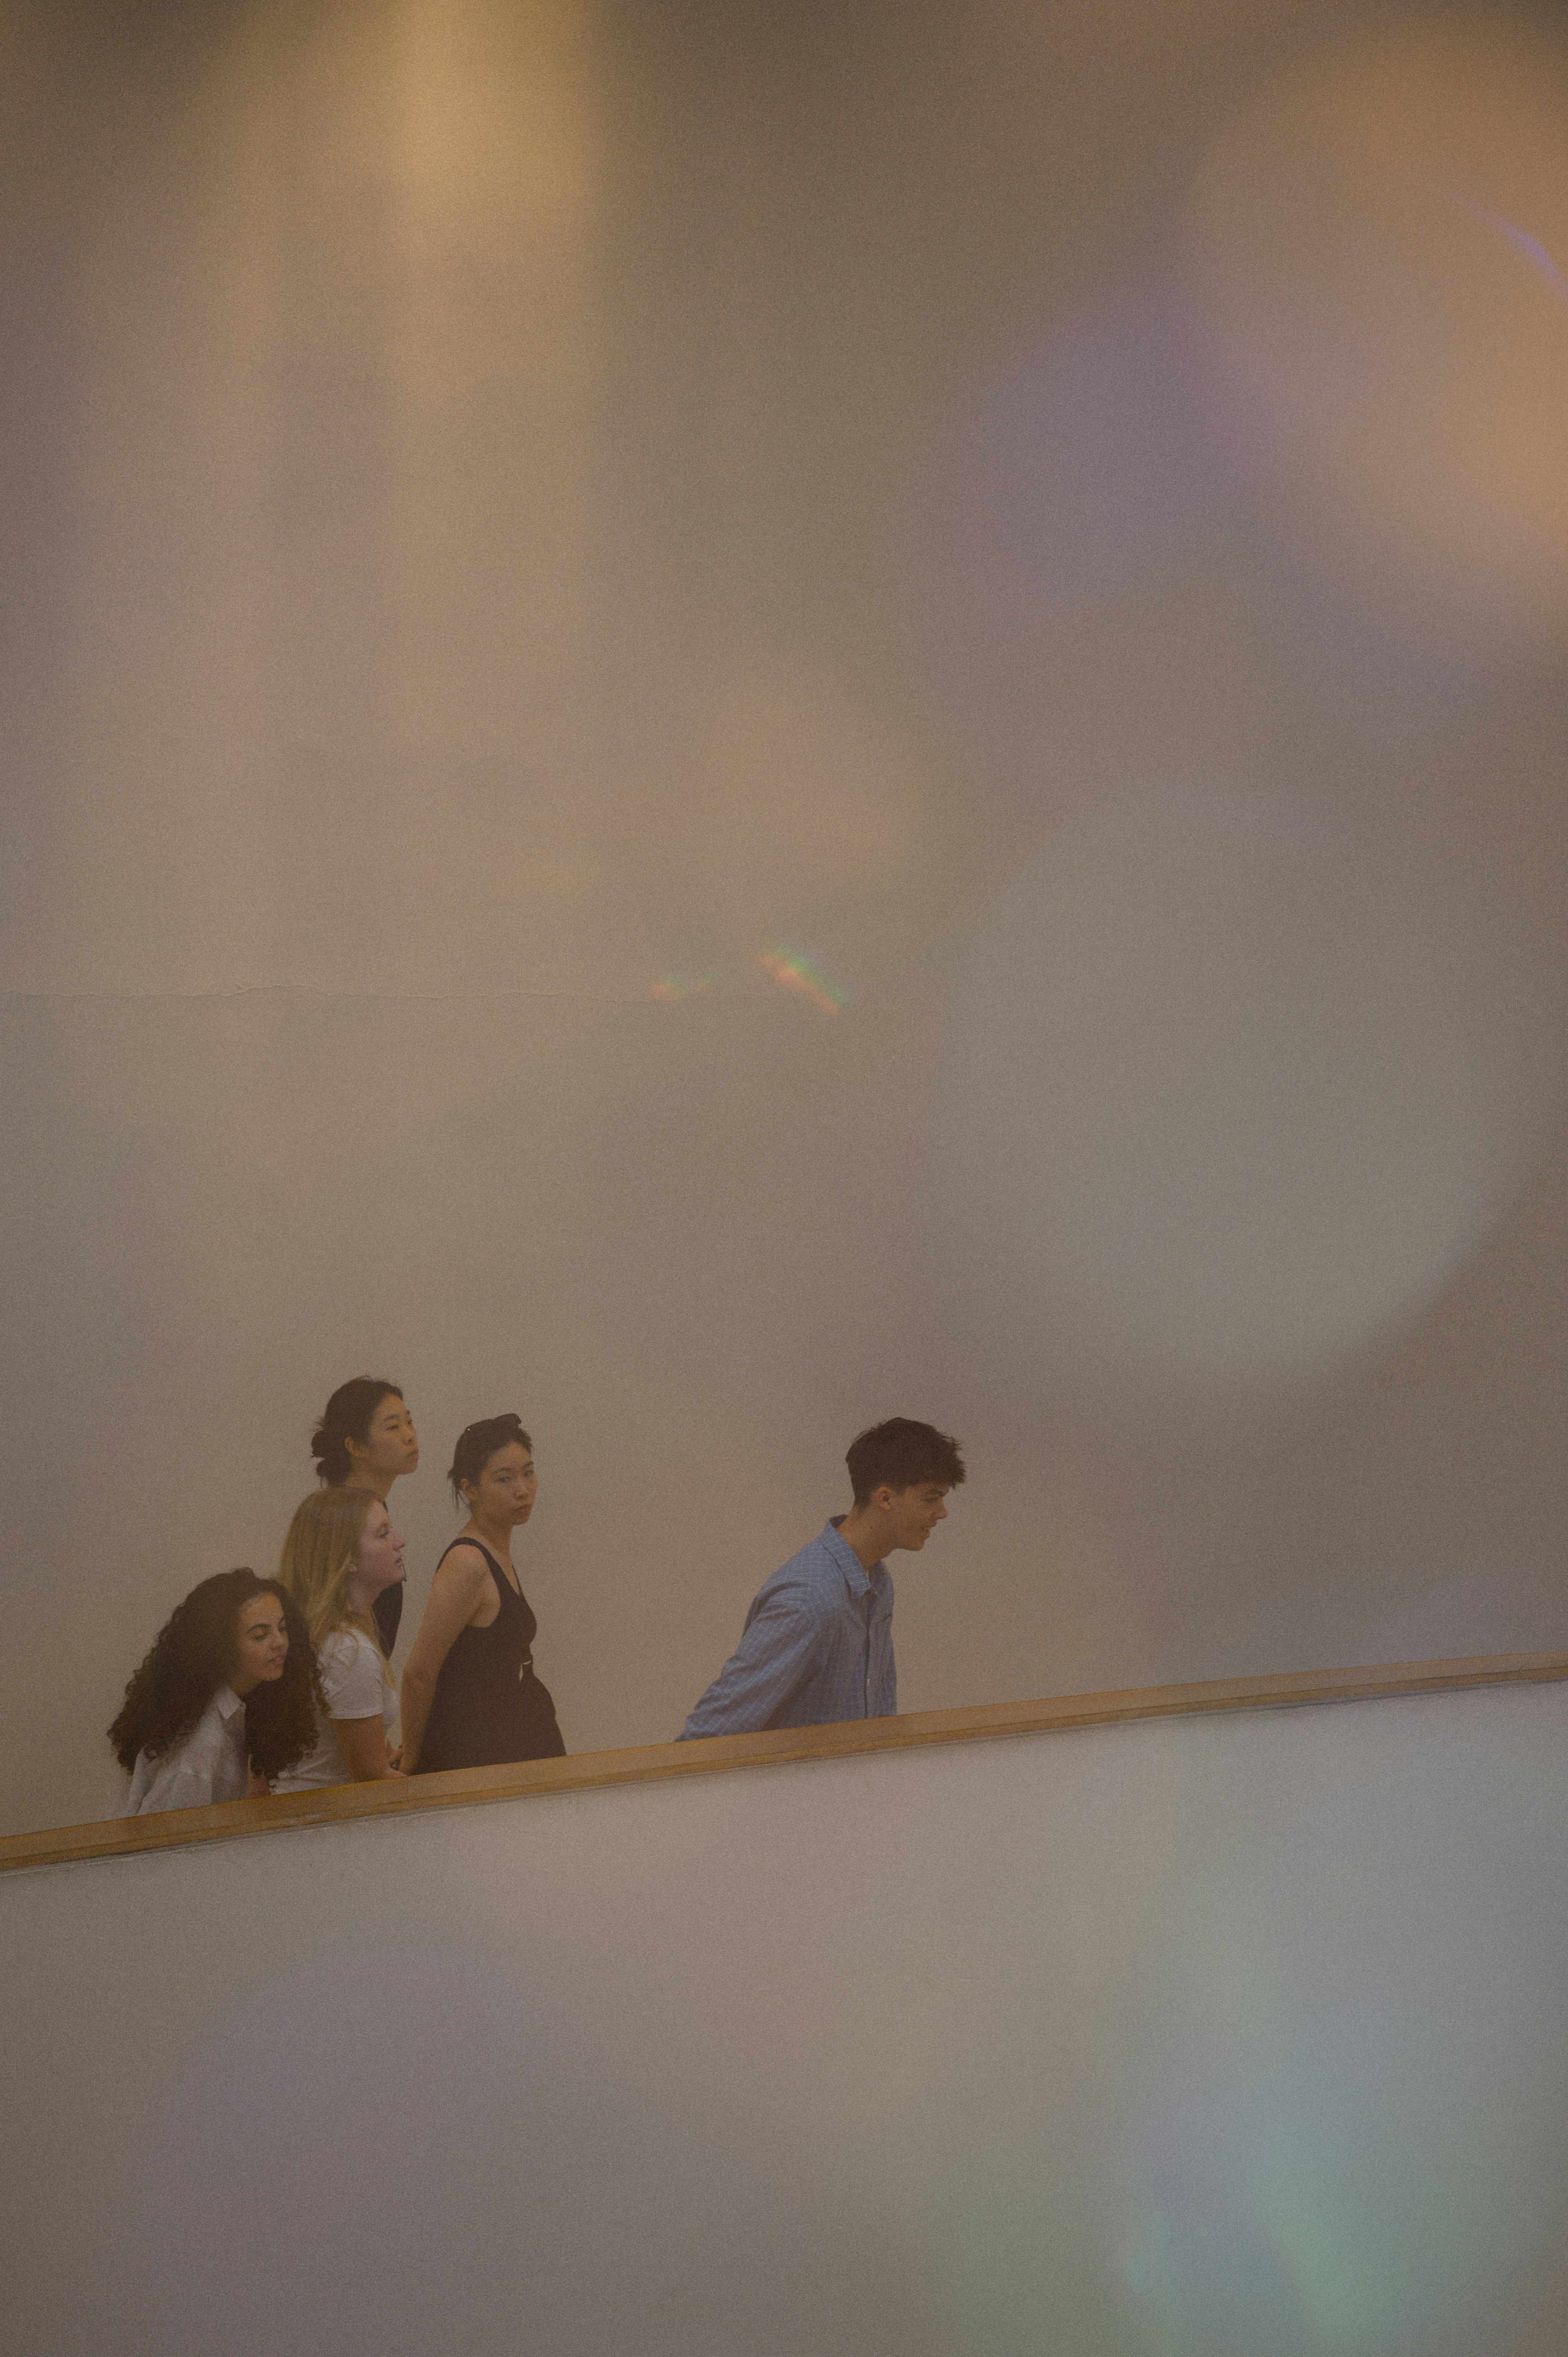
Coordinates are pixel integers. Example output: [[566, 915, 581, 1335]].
[[4, 1647, 1566, 1876]]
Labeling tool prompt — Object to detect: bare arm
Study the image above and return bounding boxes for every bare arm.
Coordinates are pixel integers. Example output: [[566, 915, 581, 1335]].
[[399, 1547, 490, 1773], [330, 1716, 406, 1782]]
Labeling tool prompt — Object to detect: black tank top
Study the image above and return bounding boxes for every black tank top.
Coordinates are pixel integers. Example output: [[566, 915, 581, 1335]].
[[414, 1541, 566, 1774]]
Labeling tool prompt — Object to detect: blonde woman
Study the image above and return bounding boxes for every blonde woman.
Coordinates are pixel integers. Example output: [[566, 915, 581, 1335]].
[[272, 1487, 408, 1791], [310, 1375, 419, 1655]]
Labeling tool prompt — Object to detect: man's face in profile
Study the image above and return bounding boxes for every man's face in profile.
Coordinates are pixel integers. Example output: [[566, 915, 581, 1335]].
[[884, 1482, 950, 1552]]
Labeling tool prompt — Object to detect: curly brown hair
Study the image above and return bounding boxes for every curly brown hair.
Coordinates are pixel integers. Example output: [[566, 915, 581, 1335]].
[[109, 1569, 324, 1782]]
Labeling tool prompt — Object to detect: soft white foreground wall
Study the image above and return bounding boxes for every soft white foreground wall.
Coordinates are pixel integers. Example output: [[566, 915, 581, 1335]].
[[5, 1681, 1567, 2357]]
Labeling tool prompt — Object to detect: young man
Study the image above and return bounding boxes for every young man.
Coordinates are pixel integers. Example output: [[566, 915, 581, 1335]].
[[678, 1417, 966, 1739]]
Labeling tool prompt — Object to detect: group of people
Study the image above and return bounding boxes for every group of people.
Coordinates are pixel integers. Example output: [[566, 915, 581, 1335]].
[[109, 1381, 564, 1814], [108, 1379, 966, 1816]]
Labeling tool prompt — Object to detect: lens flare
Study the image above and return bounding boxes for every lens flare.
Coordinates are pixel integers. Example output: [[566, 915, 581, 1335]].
[[1463, 203, 1568, 306], [931, 780, 1540, 1397], [758, 948, 848, 1016], [648, 972, 717, 1003], [1180, 11, 1568, 663]]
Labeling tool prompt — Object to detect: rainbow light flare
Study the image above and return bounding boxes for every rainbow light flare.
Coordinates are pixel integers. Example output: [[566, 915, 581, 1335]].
[[1466, 200, 1568, 303], [648, 973, 717, 1003], [758, 947, 848, 1015]]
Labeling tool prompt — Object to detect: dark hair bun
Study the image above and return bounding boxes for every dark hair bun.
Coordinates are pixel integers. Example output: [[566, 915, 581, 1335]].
[[312, 1376, 403, 1486]]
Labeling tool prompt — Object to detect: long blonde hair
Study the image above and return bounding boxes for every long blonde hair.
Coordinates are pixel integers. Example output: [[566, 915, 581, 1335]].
[[278, 1487, 388, 1672]]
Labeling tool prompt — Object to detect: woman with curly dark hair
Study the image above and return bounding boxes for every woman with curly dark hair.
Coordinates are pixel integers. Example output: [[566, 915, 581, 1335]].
[[109, 1569, 321, 1814]]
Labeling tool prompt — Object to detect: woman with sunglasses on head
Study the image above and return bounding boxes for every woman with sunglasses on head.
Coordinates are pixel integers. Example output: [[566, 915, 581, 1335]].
[[109, 1569, 321, 1814], [399, 1414, 565, 1776], [310, 1376, 420, 1657], [272, 1486, 408, 1791]]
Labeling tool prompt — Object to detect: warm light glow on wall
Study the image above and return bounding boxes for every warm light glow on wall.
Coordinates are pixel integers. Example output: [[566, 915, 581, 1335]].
[[1182, 11, 1568, 663]]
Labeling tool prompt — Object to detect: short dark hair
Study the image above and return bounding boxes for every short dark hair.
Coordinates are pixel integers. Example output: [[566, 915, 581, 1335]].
[[448, 1413, 534, 1510], [311, 1377, 404, 1485], [846, 1418, 966, 1506]]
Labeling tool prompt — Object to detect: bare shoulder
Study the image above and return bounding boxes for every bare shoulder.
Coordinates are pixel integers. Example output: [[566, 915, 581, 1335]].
[[433, 1541, 490, 1593]]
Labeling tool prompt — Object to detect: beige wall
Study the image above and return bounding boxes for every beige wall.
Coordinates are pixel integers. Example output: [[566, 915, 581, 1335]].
[[4, 1682, 1568, 2353], [3, 0, 1568, 1837]]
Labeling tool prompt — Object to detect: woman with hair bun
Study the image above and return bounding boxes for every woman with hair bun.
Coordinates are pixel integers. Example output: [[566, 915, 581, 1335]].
[[310, 1376, 419, 1656], [109, 1569, 320, 1814], [272, 1486, 407, 1791], [399, 1414, 565, 1776]]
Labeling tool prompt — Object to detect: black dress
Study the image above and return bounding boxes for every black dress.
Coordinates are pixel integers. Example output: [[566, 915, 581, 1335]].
[[372, 1580, 403, 1657], [414, 1540, 565, 1773]]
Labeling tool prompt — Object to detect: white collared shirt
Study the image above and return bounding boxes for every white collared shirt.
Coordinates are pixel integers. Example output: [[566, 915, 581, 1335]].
[[125, 1684, 249, 1815]]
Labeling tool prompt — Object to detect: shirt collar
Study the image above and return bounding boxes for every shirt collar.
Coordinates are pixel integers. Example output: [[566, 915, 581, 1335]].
[[216, 1684, 246, 1722], [823, 1517, 883, 1599]]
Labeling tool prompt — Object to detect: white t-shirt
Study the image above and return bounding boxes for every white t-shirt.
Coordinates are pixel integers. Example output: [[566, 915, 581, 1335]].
[[272, 1628, 398, 1793], [126, 1685, 249, 1815]]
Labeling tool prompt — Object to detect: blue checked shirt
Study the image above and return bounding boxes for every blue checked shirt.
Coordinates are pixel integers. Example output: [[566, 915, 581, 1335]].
[[678, 1519, 896, 1739]]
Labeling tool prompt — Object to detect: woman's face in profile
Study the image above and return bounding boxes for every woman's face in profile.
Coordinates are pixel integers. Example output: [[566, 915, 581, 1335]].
[[470, 1441, 537, 1527], [231, 1593, 290, 1696], [353, 1394, 420, 1482], [356, 1501, 407, 1593]]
